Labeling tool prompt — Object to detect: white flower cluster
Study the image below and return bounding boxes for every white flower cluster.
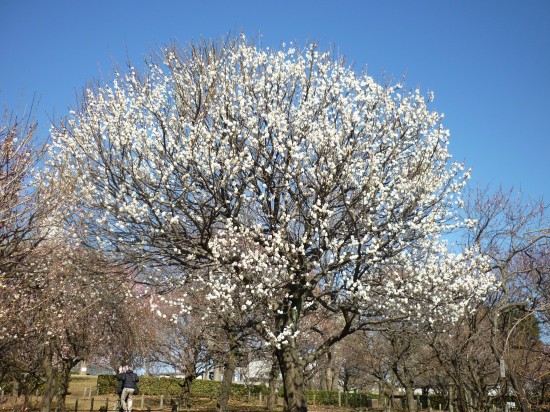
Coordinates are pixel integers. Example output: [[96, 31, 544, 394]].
[[47, 38, 494, 343]]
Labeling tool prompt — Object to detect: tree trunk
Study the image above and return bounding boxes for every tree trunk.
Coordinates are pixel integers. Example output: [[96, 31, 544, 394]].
[[448, 384, 454, 412], [12, 379, 19, 397], [405, 385, 417, 412], [276, 344, 307, 412], [181, 374, 194, 410], [57, 360, 77, 412], [267, 354, 280, 411], [508, 369, 532, 412], [41, 342, 58, 412], [216, 347, 237, 412]]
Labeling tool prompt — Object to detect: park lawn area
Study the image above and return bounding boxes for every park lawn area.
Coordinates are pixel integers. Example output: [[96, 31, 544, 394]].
[[3, 376, 382, 411], [64, 375, 271, 412]]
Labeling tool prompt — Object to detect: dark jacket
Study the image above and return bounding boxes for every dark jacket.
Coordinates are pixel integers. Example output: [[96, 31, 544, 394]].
[[116, 370, 139, 391]]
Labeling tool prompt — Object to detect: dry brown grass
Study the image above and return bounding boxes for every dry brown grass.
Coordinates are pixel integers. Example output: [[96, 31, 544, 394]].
[[0, 375, 272, 412], [1, 376, 387, 412]]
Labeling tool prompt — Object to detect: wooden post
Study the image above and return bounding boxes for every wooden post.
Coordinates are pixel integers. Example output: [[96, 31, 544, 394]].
[[160, 395, 164, 410], [338, 390, 342, 407], [75, 398, 79, 412], [141, 394, 144, 409], [313, 393, 316, 406], [90, 397, 94, 412]]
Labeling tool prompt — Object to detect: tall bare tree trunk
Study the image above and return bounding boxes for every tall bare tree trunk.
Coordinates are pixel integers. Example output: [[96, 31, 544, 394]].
[[276, 344, 307, 412], [216, 347, 237, 412], [267, 354, 280, 411], [41, 342, 57, 412]]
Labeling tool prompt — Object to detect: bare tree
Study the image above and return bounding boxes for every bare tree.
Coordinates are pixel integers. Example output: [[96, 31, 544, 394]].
[[0, 105, 52, 276], [150, 309, 211, 409], [458, 186, 549, 412]]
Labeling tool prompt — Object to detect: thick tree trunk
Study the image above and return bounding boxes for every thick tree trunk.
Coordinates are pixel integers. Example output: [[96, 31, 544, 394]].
[[276, 344, 307, 412], [319, 351, 338, 392], [267, 354, 280, 411], [391, 363, 416, 412], [216, 348, 237, 412], [455, 384, 475, 412], [57, 360, 77, 412], [405, 385, 417, 412], [41, 342, 58, 412], [180, 375, 194, 410]]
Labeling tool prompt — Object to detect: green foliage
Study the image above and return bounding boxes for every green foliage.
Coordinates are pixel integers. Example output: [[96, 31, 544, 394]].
[[97, 374, 118, 395], [0, 374, 45, 396], [97, 375, 381, 407], [96, 375, 268, 399]]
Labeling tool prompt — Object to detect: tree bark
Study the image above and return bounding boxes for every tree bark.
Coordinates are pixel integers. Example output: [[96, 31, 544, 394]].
[[57, 359, 78, 412], [405, 385, 417, 412], [11, 379, 19, 397], [276, 344, 308, 412], [41, 342, 57, 412], [216, 347, 237, 412], [180, 374, 194, 410], [267, 354, 280, 411], [508, 369, 532, 412]]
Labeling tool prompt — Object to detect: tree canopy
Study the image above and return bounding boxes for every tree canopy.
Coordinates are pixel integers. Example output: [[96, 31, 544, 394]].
[[47, 36, 494, 412]]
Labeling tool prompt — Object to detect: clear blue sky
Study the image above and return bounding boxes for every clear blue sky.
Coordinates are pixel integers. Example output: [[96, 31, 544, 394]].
[[1, 0, 549, 201]]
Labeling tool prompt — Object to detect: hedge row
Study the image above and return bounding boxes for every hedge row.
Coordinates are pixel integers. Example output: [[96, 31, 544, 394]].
[[97, 375, 268, 401], [97, 375, 383, 406]]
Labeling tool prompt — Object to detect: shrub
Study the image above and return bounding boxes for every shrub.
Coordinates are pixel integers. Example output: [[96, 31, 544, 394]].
[[97, 375, 268, 399]]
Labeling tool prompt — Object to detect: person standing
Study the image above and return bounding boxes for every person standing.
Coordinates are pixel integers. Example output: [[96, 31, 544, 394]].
[[116, 366, 139, 412]]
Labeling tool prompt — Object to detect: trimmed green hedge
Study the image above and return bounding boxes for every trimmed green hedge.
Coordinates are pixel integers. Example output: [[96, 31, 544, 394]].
[[98, 375, 379, 406], [97, 375, 268, 400]]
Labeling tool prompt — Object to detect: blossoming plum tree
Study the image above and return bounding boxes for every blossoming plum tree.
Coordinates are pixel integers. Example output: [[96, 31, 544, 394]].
[[0, 106, 53, 285], [49, 37, 493, 412]]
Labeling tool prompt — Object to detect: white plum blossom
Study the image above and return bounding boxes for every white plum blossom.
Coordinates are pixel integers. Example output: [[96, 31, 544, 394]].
[[46, 36, 494, 409]]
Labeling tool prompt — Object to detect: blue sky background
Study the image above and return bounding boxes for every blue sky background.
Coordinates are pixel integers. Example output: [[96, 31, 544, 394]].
[[1, 0, 548, 201]]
